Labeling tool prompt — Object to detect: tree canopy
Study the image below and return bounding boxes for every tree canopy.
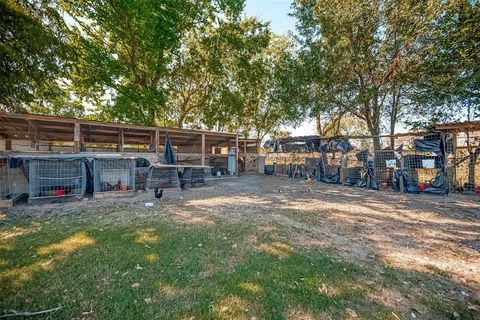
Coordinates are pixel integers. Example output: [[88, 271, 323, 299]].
[[0, 0, 478, 144]]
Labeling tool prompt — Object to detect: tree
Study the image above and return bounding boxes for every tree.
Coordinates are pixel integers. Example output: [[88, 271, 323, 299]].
[[65, 0, 244, 125], [0, 0, 79, 115], [408, 0, 480, 128], [201, 18, 300, 150], [293, 0, 439, 149]]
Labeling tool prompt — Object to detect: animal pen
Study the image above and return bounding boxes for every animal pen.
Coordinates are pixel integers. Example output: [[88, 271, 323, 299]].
[[28, 157, 87, 204], [265, 125, 479, 195], [0, 112, 258, 206], [93, 158, 136, 197]]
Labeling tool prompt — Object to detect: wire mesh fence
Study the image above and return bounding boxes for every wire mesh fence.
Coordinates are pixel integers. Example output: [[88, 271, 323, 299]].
[[265, 133, 453, 193], [182, 167, 210, 187], [145, 165, 179, 189], [8, 158, 29, 201], [93, 158, 136, 194], [28, 158, 87, 203]]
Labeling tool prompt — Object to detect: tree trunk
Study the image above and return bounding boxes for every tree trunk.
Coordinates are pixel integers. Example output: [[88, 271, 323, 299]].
[[316, 111, 323, 135], [177, 115, 184, 129], [389, 85, 401, 149], [148, 109, 156, 126]]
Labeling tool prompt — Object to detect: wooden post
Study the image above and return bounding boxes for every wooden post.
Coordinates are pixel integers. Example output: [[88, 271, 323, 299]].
[[201, 133, 206, 166], [29, 121, 39, 151], [243, 140, 247, 155], [155, 129, 160, 153], [73, 122, 81, 153], [340, 155, 347, 184], [451, 132, 457, 192], [399, 156, 405, 193], [235, 134, 239, 175], [117, 128, 124, 152]]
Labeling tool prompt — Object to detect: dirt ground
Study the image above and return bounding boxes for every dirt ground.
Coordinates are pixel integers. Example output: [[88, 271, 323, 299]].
[[5, 174, 480, 317]]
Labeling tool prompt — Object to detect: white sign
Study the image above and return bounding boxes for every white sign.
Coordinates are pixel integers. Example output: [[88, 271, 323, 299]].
[[422, 159, 435, 169], [385, 159, 397, 168]]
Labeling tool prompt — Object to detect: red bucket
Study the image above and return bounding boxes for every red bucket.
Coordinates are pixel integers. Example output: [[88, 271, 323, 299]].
[[56, 189, 65, 196]]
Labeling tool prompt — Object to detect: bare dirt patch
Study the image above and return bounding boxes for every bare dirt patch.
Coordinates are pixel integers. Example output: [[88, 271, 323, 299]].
[[4, 174, 480, 317]]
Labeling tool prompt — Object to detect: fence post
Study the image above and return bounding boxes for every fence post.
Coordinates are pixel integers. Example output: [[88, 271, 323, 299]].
[[73, 122, 81, 153], [340, 155, 347, 184], [451, 132, 457, 192], [399, 156, 405, 193]]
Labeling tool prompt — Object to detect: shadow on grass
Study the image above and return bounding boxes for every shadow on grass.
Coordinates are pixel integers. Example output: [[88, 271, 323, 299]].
[[0, 216, 478, 320]]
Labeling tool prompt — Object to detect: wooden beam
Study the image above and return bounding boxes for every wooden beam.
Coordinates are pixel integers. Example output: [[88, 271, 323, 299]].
[[201, 133, 206, 166], [235, 134, 239, 175], [155, 129, 160, 153], [73, 122, 81, 153], [28, 120, 40, 151], [118, 128, 124, 152]]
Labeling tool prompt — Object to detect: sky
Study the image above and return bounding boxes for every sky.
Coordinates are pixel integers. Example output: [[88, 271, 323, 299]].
[[244, 0, 317, 137]]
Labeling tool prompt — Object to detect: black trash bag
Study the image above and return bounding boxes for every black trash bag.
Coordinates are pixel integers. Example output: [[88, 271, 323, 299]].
[[316, 155, 341, 184], [422, 170, 448, 194], [414, 139, 442, 155], [356, 160, 378, 189], [164, 133, 177, 165]]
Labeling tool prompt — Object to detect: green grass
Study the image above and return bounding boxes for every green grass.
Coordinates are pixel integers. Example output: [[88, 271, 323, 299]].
[[0, 210, 478, 319]]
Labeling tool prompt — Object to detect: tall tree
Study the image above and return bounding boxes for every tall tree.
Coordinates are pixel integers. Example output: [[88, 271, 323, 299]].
[[409, 0, 480, 128], [0, 0, 78, 115], [293, 0, 439, 149], [202, 18, 300, 150], [65, 0, 244, 125]]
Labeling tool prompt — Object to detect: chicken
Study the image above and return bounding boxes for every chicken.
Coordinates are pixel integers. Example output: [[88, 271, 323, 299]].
[[154, 187, 163, 199]]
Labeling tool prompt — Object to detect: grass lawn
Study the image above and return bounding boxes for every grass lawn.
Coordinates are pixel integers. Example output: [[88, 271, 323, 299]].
[[1, 176, 479, 319]]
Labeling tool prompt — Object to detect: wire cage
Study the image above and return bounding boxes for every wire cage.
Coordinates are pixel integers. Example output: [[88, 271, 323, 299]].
[[181, 167, 212, 187], [373, 149, 401, 188], [135, 158, 151, 190], [449, 131, 480, 193], [317, 151, 343, 184], [6, 157, 30, 203], [452, 149, 480, 192], [28, 158, 87, 204], [403, 151, 444, 186], [343, 151, 368, 186], [145, 165, 179, 189], [93, 158, 136, 196]]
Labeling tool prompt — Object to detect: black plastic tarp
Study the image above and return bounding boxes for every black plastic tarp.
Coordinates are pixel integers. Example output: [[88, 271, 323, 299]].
[[263, 140, 280, 152], [316, 155, 340, 184], [164, 134, 177, 165], [319, 139, 353, 153], [392, 169, 419, 193], [422, 170, 448, 194], [355, 160, 379, 189], [414, 139, 442, 154], [392, 168, 447, 194]]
